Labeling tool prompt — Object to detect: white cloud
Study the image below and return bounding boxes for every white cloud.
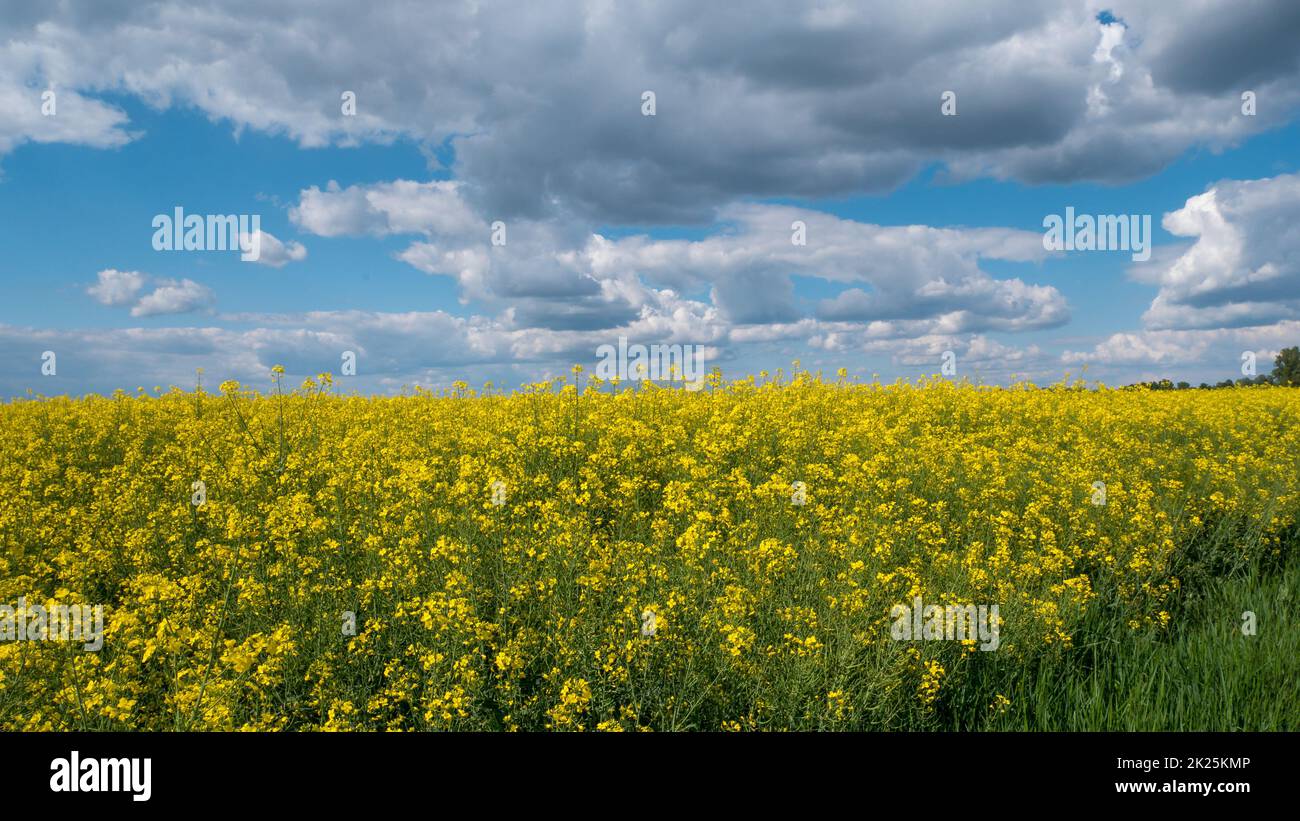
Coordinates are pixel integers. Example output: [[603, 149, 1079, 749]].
[[289, 180, 1067, 338], [1139, 173, 1300, 330], [246, 230, 308, 268], [130, 278, 215, 317], [87, 270, 216, 317], [0, 80, 134, 155], [1053, 172, 1300, 382], [12, 3, 1300, 394], [1062, 322, 1300, 369], [87, 269, 145, 306], [290, 180, 480, 238]]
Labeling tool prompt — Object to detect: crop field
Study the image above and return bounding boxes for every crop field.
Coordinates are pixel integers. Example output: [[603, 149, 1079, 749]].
[[1, 373, 1297, 731]]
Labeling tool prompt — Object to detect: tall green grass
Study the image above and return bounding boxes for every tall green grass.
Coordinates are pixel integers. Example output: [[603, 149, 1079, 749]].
[[950, 534, 1299, 731]]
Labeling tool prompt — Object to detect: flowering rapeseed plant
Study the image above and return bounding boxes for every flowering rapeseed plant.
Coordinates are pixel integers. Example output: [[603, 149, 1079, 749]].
[[0, 371, 1296, 730]]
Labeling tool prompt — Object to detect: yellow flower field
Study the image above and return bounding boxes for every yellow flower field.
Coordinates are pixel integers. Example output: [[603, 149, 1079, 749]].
[[1, 371, 1297, 730]]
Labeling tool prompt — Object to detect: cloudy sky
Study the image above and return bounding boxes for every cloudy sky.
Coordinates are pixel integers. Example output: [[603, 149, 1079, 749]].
[[2, 0, 1300, 396]]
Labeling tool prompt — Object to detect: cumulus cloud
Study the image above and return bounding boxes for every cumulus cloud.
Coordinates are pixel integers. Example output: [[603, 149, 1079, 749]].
[[1137, 173, 1300, 330], [246, 231, 307, 268], [593, 203, 1065, 333], [89, 170, 1051, 394], [87, 269, 215, 317], [131, 278, 216, 317], [1062, 322, 1300, 370], [872, 333, 1051, 378], [11, 2, 1300, 394], [0, 307, 703, 398], [1051, 172, 1300, 381], [87, 269, 145, 307], [0, 81, 134, 156], [3, 1, 1298, 220], [289, 179, 1067, 338], [290, 180, 479, 238]]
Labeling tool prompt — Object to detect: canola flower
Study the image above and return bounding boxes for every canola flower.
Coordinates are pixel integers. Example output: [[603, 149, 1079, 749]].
[[0, 370, 1296, 731]]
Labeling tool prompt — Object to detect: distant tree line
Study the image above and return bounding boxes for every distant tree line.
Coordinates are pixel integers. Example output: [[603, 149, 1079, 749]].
[[1129, 346, 1300, 390]]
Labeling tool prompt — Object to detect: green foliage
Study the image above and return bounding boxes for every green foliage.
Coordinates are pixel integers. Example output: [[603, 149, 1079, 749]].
[[1275, 346, 1300, 387], [1126, 343, 1299, 389], [970, 539, 1300, 731]]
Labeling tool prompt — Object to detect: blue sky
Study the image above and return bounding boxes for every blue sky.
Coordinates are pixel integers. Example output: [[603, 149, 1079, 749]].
[[2, 99, 450, 325], [2, 1, 1299, 396]]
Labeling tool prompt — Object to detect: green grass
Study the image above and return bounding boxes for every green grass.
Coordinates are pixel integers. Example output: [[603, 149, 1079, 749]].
[[958, 544, 1300, 731]]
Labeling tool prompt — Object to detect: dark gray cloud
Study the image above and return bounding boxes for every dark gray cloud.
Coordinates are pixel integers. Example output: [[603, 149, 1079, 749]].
[[1145, 0, 1300, 94], [4, 1, 1298, 222]]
